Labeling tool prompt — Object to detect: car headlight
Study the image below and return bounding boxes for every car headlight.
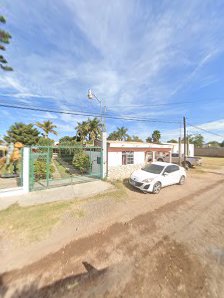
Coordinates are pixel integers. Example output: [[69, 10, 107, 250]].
[[142, 178, 154, 183]]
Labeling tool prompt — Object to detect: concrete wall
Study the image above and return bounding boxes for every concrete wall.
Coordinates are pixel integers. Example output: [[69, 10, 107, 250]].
[[108, 163, 145, 180], [108, 151, 145, 167], [195, 147, 224, 157], [108, 152, 122, 167], [107, 151, 145, 180]]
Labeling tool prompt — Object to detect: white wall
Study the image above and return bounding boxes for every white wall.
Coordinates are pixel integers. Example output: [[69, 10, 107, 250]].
[[172, 144, 194, 156], [108, 152, 122, 167], [108, 151, 145, 167], [134, 152, 145, 164]]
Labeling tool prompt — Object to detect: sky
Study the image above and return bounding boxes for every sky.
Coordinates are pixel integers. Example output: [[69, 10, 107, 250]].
[[0, 0, 224, 143]]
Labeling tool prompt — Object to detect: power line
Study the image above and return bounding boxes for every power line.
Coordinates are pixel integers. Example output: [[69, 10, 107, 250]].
[[0, 103, 180, 124], [188, 122, 224, 138], [107, 101, 193, 108]]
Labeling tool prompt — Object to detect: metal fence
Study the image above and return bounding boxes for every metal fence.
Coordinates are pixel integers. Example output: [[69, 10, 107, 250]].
[[29, 145, 102, 191]]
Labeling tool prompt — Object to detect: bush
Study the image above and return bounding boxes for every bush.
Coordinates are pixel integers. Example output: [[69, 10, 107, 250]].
[[37, 137, 54, 146], [73, 150, 90, 174], [34, 160, 55, 180]]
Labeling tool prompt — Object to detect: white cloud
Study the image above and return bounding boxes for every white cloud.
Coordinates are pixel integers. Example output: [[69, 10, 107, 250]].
[[1, 0, 224, 133]]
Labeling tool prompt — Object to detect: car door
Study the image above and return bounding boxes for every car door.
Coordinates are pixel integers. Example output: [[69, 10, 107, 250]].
[[162, 165, 180, 186]]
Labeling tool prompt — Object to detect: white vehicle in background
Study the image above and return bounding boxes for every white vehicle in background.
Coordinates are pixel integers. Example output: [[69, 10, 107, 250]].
[[129, 162, 186, 194], [157, 153, 202, 168]]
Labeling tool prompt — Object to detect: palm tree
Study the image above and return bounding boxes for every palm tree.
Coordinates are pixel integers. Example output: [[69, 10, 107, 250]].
[[152, 130, 161, 143], [87, 118, 102, 142], [36, 120, 57, 138], [116, 127, 129, 141], [75, 118, 102, 144]]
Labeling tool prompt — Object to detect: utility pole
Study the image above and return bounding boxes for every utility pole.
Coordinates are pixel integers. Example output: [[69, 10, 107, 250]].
[[183, 116, 186, 168], [178, 137, 181, 166]]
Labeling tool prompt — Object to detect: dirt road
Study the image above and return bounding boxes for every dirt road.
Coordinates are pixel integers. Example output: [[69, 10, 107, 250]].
[[1, 169, 224, 297]]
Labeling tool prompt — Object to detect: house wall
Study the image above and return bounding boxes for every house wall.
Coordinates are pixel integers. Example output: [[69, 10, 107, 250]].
[[134, 151, 145, 164], [171, 143, 194, 156], [107, 144, 172, 180], [108, 163, 145, 181], [108, 152, 122, 167]]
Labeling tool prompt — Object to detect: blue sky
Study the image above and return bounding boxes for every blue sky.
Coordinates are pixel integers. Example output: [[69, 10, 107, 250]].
[[1, 0, 224, 142]]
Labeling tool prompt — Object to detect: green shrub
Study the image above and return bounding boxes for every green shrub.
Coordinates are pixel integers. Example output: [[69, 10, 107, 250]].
[[34, 160, 55, 180], [73, 151, 90, 174]]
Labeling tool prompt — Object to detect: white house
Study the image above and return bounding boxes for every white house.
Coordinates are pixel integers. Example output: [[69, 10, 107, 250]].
[[107, 141, 173, 180]]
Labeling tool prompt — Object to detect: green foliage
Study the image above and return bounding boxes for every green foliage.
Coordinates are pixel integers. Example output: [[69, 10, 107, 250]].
[[188, 134, 204, 148], [221, 141, 224, 147], [36, 120, 57, 138], [167, 139, 178, 143], [75, 117, 102, 144], [152, 130, 161, 143], [73, 150, 90, 174], [108, 127, 129, 141], [37, 137, 54, 146], [59, 136, 76, 143], [4, 122, 40, 146], [146, 136, 152, 143], [206, 141, 221, 148], [34, 160, 55, 180], [127, 135, 143, 142], [0, 15, 13, 71]]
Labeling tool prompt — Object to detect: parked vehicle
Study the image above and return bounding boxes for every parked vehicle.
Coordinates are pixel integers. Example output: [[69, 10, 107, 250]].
[[129, 162, 186, 194], [157, 153, 202, 168]]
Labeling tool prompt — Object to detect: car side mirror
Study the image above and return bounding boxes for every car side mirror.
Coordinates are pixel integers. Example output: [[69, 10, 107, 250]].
[[163, 172, 168, 176]]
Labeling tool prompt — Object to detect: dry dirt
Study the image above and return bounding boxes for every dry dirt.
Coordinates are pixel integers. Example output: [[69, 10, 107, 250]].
[[1, 163, 224, 297]]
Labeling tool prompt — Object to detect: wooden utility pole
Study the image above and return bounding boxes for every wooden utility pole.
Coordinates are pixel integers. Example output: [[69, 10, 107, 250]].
[[178, 137, 181, 166], [183, 116, 186, 167]]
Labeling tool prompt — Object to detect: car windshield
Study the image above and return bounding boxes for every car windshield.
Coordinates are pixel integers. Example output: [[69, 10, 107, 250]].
[[142, 164, 165, 174]]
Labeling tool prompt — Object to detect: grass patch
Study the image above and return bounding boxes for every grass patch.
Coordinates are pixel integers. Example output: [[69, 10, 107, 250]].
[[53, 159, 71, 178], [0, 200, 81, 243], [199, 157, 224, 170], [0, 182, 126, 244]]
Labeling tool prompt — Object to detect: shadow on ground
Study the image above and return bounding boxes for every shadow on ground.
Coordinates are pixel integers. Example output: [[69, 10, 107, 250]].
[[122, 178, 144, 194], [0, 262, 108, 298]]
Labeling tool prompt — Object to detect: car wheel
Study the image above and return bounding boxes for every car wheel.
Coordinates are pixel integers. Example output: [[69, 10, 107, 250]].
[[157, 158, 164, 162], [152, 182, 161, 194], [179, 175, 185, 185]]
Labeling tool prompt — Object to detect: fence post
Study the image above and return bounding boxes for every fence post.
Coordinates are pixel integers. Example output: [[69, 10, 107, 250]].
[[23, 147, 30, 193], [46, 147, 50, 188], [101, 132, 107, 179]]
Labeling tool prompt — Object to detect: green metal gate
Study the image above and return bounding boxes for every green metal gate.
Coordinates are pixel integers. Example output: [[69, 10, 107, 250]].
[[29, 145, 102, 191]]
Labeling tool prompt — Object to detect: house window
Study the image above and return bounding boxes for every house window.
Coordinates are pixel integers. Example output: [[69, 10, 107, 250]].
[[122, 151, 134, 165]]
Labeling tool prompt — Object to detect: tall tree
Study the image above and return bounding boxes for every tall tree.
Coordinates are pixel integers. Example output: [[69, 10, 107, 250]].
[[146, 136, 152, 143], [4, 122, 40, 145], [220, 140, 224, 147], [75, 118, 102, 144], [0, 15, 13, 71], [152, 130, 161, 143], [188, 134, 204, 148], [36, 120, 57, 138], [206, 141, 220, 148], [108, 127, 129, 141]]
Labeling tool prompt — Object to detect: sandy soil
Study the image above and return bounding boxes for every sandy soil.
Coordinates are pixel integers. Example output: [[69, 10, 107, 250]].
[[1, 165, 224, 297]]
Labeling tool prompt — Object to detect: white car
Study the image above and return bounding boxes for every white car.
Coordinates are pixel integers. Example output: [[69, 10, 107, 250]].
[[129, 162, 186, 194]]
